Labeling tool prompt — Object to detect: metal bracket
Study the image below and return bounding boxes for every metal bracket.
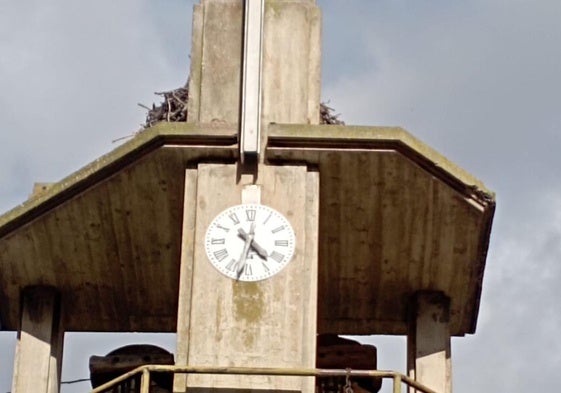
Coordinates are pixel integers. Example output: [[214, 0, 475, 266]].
[[240, 0, 265, 164]]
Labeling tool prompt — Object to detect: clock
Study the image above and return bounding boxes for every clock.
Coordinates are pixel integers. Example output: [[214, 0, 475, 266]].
[[205, 204, 296, 281]]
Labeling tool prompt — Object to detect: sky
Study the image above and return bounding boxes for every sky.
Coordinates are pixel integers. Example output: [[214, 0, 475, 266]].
[[1, 0, 561, 392]]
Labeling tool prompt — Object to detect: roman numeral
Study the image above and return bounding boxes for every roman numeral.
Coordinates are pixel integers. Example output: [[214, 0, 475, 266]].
[[270, 251, 285, 263], [213, 249, 228, 262], [245, 209, 256, 221], [261, 261, 270, 272], [211, 238, 225, 245], [226, 259, 237, 272], [229, 213, 240, 225], [215, 223, 230, 232], [263, 211, 273, 224], [244, 264, 253, 276], [271, 225, 285, 234], [275, 239, 289, 247]]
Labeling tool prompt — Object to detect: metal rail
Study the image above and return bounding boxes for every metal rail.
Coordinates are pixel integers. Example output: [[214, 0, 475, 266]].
[[239, 0, 264, 162], [89, 365, 438, 393]]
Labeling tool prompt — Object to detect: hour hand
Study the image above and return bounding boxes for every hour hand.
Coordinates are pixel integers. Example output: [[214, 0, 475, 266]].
[[238, 227, 269, 259], [236, 224, 254, 279], [236, 249, 248, 280]]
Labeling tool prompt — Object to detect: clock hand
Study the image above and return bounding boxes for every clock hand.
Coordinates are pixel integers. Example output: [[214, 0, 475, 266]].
[[236, 222, 255, 279], [251, 240, 269, 260], [238, 227, 269, 260]]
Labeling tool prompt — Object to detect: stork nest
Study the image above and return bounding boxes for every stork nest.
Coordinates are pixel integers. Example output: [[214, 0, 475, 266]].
[[139, 83, 343, 129], [139, 86, 190, 127]]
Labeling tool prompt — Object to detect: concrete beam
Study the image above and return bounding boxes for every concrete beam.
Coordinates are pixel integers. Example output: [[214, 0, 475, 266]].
[[11, 286, 63, 393], [407, 291, 452, 393]]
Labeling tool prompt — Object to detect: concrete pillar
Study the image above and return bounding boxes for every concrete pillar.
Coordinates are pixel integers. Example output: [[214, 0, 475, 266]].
[[173, 169, 198, 393], [178, 2, 321, 391], [11, 286, 63, 393], [187, 0, 321, 126], [174, 164, 319, 393], [407, 291, 452, 393], [187, 0, 244, 124], [261, 0, 321, 126]]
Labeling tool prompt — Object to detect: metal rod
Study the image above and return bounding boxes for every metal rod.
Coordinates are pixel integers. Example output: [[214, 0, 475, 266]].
[[89, 365, 439, 393], [90, 367, 144, 393], [140, 368, 151, 393], [400, 375, 439, 393], [393, 374, 402, 393], [145, 365, 399, 378]]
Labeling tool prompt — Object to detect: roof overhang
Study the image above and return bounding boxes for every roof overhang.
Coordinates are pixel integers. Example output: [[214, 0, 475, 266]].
[[0, 123, 494, 335]]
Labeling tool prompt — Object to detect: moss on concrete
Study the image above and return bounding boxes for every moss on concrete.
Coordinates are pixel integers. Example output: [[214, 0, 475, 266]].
[[266, 123, 495, 201]]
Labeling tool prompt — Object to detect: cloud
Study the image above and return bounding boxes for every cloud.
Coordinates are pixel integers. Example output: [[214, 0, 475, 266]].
[[452, 191, 561, 391], [320, 1, 561, 391], [321, 0, 561, 188], [0, 3, 193, 391], [0, 1, 192, 213], [2, 1, 561, 392]]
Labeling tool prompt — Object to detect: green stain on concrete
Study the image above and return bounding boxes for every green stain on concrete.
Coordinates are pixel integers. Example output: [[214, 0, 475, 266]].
[[233, 282, 264, 324], [215, 297, 223, 342], [232, 281, 265, 347], [265, 0, 288, 16]]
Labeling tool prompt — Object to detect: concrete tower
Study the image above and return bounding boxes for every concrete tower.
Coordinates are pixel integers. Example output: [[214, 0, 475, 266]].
[[0, 1, 495, 392]]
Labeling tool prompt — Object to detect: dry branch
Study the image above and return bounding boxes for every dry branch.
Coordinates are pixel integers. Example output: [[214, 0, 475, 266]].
[[140, 83, 189, 129], [139, 80, 343, 130]]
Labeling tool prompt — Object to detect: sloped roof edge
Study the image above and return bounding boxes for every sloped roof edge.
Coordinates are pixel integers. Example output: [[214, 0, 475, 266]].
[[267, 124, 495, 206], [0, 123, 238, 238]]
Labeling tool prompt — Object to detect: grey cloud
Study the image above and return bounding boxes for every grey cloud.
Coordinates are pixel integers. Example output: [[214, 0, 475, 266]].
[[0, 1, 193, 214], [321, 1, 561, 392], [2, 1, 561, 392]]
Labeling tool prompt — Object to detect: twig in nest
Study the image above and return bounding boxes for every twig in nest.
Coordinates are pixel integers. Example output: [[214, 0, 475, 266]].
[[138, 80, 344, 130], [320, 102, 345, 125], [140, 84, 190, 129]]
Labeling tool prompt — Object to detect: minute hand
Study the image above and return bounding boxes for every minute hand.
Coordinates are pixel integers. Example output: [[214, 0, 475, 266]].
[[236, 222, 255, 279], [238, 227, 269, 259]]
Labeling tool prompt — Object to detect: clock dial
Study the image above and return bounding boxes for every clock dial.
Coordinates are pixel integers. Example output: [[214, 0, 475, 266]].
[[205, 204, 296, 282]]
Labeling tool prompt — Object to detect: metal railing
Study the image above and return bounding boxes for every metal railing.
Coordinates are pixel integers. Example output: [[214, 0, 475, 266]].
[[89, 365, 438, 393]]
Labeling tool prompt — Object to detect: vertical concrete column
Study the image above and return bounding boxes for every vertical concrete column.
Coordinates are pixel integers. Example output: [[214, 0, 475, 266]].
[[407, 291, 452, 393], [173, 169, 199, 393], [176, 164, 319, 393], [261, 0, 321, 126], [11, 286, 63, 393], [187, 0, 244, 124], [187, 0, 321, 128]]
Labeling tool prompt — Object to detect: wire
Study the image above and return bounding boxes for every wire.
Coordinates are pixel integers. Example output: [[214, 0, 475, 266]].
[[4, 377, 90, 392], [60, 378, 90, 385]]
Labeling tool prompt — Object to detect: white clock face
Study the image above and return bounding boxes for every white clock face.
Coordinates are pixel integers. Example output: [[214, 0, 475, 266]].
[[205, 204, 296, 282]]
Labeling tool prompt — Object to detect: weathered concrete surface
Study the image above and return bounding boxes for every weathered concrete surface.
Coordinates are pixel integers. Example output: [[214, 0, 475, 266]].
[[176, 164, 318, 392], [11, 286, 63, 393], [267, 124, 495, 336], [266, 123, 492, 195], [0, 123, 494, 336], [188, 0, 321, 126], [173, 169, 198, 393], [407, 291, 452, 393], [1, 1, 495, 393], [188, 1, 244, 124], [262, 0, 321, 125]]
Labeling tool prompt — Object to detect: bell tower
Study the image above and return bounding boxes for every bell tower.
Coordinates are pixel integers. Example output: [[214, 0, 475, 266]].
[[0, 1, 495, 393], [175, 2, 321, 391]]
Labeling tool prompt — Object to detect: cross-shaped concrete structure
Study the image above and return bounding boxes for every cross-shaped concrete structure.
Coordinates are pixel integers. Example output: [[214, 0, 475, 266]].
[[0, 1, 495, 392]]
